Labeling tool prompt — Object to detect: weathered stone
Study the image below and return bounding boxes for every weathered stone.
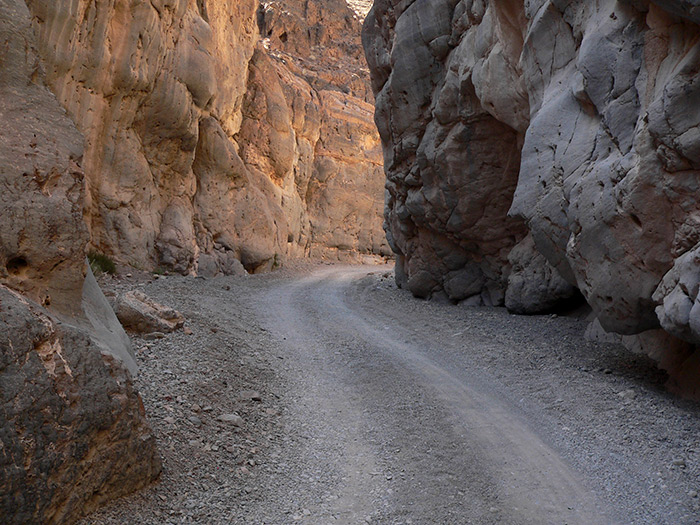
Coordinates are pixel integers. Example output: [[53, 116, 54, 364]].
[[21, 0, 387, 274], [113, 291, 185, 334], [0, 286, 160, 525], [364, 0, 700, 382], [0, 0, 88, 317]]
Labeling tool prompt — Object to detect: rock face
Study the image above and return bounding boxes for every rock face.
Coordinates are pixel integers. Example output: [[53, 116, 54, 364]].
[[23, 0, 388, 275], [0, 286, 160, 525], [364, 1, 700, 378], [0, 1, 159, 522]]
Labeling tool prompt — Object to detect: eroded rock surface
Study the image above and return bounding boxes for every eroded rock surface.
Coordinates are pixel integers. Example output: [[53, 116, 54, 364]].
[[0, 2, 160, 521], [23, 0, 387, 275], [0, 286, 160, 525], [364, 0, 700, 378]]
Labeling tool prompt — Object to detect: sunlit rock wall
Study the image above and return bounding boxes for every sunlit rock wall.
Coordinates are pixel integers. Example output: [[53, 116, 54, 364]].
[[25, 0, 387, 274]]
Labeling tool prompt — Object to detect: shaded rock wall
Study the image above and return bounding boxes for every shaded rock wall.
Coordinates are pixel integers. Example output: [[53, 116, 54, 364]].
[[364, 0, 700, 381], [24, 0, 387, 275], [0, 1, 159, 522]]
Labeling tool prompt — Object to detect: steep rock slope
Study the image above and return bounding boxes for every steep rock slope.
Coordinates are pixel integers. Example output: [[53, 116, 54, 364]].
[[0, 1, 159, 523], [25, 0, 387, 275], [364, 0, 700, 386]]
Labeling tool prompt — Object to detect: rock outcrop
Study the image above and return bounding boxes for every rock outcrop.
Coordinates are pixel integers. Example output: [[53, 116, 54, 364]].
[[364, 0, 700, 384], [0, 286, 160, 525], [1, 2, 160, 522], [23, 0, 387, 275]]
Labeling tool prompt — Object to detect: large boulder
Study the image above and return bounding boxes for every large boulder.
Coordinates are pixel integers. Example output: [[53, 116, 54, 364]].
[[0, 286, 160, 525]]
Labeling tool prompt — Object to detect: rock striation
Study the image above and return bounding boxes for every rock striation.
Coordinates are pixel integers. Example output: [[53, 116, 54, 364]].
[[0, 1, 160, 522], [364, 0, 700, 387], [22, 0, 388, 275]]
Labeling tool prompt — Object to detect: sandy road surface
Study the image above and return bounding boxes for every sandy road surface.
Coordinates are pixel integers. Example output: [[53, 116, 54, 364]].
[[251, 265, 611, 524]]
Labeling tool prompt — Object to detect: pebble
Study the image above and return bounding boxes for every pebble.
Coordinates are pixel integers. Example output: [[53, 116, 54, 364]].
[[144, 332, 166, 340], [218, 413, 245, 427], [188, 415, 203, 427], [184, 326, 193, 335], [672, 458, 687, 467], [240, 390, 262, 402]]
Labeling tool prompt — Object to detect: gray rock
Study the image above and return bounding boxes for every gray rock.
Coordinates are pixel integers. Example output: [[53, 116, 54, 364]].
[[0, 286, 160, 525], [364, 0, 700, 381], [113, 291, 185, 334], [217, 413, 245, 427]]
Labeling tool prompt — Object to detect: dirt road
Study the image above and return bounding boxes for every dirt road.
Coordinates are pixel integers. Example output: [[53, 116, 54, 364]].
[[253, 265, 610, 524], [81, 263, 700, 525]]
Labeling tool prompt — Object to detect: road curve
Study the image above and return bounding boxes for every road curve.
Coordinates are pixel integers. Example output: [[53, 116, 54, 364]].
[[252, 265, 614, 524]]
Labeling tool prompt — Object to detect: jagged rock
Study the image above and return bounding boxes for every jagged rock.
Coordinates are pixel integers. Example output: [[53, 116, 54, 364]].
[[364, 0, 700, 368], [505, 235, 578, 315], [113, 291, 185, 334], [23, 0, 387, 274], [0, 286, 161, 525]]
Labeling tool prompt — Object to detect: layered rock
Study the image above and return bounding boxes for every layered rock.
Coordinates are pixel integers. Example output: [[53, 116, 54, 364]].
[[364, 1, 700, 380], [0, 2, 160, 522], [23, 0, 387, 275]]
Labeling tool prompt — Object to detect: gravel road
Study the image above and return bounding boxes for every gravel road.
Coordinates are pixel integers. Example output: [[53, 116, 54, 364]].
[[81, 262, 700, 524]]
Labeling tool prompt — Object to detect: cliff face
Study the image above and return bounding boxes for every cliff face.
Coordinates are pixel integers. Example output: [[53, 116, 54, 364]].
[[364, 0, 700, 383], [0, 1, 159, 522], [24, 0, 387, 275]]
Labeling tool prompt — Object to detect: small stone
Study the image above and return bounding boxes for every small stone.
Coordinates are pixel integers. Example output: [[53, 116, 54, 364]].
[[240, 466, 250, 475], [265, 408, 279, 416], [489, 507, 498, 513], [191, 404, 201, 412], [163, 416, 176, 425], [183, 326, 193, 335], [223, 285, 231, 291], [240, 390, 262, 402], [603, 368, 613, 374], [144, 332, 166, 340], [188, 415, 203, 427], [672, 458, 686, 467], [689, 490, 698, 498], [617, 389, 636, 400], [202, 405, 214, 412], [218, 413, 244, 427]]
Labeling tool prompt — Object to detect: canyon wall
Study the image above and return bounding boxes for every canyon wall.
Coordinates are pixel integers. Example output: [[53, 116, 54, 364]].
[[23, 0, 387, 275], [0, 1, 159, 522], [364, 0, 700, 389]]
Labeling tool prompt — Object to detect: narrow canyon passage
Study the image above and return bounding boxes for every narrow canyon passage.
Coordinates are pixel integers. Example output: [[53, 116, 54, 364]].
[[250, 266, 612, 524]]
